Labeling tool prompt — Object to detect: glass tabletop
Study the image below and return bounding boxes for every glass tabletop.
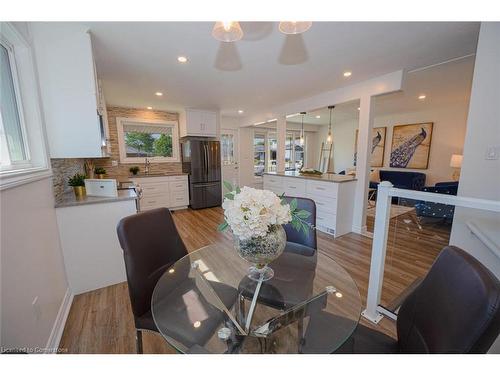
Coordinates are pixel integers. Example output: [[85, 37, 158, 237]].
[[151, 242, 361, 354]]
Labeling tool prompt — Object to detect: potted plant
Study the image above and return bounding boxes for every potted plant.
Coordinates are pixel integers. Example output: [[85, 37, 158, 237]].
[[68, 173, 87, 198], [218, 182, 311, 281], [94, 167, 106, 179], [129, 166, 140, 176]]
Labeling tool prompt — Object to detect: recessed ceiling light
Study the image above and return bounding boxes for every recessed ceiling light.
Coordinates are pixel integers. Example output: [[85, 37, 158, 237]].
[[357, 107, 360, 111], [315, 115, 321, 119], [147, 106, 153, 110], [418, 94, 426, 100], [177, 56, 188, 63], [238, 109, 244, 114], [155, 92, 163, 96], [343, 71, 352, 77]]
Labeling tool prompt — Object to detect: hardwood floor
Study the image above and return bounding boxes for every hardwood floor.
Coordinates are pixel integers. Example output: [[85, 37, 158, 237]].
[[59, 206, 450, 353]]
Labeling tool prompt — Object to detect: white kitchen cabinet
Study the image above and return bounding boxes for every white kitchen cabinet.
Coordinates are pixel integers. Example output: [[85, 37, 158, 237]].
[[263, 173, 356, 237], [56, 197, 136, 294], [180, 109, 218, 137], [131, 175, 189, 211], [32, 25, 110, 158]]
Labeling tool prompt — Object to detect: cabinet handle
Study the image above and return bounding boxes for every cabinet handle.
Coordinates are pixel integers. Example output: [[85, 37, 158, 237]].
[[316, 187, 326, 190], [289, 186, 296, 189]]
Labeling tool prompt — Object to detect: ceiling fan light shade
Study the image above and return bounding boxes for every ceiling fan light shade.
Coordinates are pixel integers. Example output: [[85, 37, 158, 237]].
[[212, 21, 244, 42], [279, 21, 312, 35]]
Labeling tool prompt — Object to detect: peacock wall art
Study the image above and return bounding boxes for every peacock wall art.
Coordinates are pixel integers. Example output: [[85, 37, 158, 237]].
[[389, 122, 433, 169], [354, 127, 386, 167]]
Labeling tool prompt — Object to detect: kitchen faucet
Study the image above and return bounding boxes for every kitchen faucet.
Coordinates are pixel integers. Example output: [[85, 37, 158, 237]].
[[144, 157, 151, 175]]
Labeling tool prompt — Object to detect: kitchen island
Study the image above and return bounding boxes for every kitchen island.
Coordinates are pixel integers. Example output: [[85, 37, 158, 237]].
[[263, 172, 357, 237]]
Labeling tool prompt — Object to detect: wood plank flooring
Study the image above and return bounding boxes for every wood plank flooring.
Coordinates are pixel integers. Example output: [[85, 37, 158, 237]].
[[58, 206, 450, 353]]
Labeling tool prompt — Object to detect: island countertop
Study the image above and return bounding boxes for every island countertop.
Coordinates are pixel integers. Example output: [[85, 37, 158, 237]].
[[263, 171, 357, 183], [55, 188, 138, 208]]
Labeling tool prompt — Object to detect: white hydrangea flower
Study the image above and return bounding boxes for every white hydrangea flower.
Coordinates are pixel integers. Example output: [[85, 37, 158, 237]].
[[222, 186, 292, 241]]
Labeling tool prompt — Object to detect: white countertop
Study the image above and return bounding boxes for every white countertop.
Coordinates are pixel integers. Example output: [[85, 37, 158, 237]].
[[55, 188, 138, 208], [263, 171, 357, 183]]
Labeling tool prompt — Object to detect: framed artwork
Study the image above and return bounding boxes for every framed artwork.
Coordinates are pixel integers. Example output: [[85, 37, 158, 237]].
[[389, 122, 433, 169], [354, 127, 387, 167]]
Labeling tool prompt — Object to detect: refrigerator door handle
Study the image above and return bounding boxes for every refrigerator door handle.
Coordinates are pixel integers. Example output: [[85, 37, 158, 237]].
[[205, 143, 209, 180]]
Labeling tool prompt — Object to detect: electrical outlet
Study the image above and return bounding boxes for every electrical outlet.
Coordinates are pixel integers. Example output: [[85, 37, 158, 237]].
[[111, 160, 118, 167], [485, 146, 499, 160], [32, 296, 41, 321]]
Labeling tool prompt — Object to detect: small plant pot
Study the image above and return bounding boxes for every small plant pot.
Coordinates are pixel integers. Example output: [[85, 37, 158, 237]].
[[96, 174, 105, 179], [73, 186, 86, 198]]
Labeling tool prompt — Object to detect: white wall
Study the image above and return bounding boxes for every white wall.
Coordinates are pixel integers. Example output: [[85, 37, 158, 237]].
[[448, 23, 500, 354], [0, 178, 69, 351], [373, 103, 468, 185], [0, 22, 69, 352]]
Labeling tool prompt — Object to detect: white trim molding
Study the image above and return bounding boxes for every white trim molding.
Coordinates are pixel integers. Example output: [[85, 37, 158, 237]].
[[45, 288, 73, 354], [115, 116, 180, 164]]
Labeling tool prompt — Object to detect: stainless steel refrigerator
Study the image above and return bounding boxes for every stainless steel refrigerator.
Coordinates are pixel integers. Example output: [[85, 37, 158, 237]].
[[181, 139, 222, 209]]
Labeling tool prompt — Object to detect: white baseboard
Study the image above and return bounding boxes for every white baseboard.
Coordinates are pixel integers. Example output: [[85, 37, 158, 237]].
[[351, 224, 368, 234], [45, 288, 73, 353]]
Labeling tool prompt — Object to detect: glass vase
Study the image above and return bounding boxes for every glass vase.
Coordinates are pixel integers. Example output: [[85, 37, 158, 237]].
[[233, 224, 286, 281]]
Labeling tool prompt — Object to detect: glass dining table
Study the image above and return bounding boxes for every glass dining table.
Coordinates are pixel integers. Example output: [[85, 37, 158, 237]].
[[151, 241, 361, 354]]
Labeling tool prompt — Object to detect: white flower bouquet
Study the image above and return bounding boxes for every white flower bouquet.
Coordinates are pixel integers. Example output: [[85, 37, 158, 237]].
[[218, 182, 312, 281]]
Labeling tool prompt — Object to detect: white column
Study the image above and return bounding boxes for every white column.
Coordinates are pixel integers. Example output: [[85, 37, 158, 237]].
[[352, 95, 375, 234], [276, 116, 286, 173], [362, 181, 393, 323]]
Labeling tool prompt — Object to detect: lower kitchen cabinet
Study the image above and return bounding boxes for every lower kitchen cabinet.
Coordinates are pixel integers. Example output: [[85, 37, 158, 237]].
[[131, 175, 189, 211]]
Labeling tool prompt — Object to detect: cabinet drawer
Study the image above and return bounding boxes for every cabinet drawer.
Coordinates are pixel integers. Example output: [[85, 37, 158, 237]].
[[316, 212, 336, 229], [283, 178, 306, 196], [169, 181, 187, 192], [306, 180, 338, 198], [264, 176, 283, 186], [170, 191, 189, 207], [139, 182, 169, 197], [170, 175, 187, 182], [307, 194, 337, 215], [140, 196, 170, 211]]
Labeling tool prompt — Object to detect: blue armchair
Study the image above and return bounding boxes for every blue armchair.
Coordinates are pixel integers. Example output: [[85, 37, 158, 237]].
[[414, 181, 458, 223], [369, 170, 427, 204]]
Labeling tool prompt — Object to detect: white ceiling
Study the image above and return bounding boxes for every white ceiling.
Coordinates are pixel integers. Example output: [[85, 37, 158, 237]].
[[77, 22, 479, 117], [287, 55, 475, 126]]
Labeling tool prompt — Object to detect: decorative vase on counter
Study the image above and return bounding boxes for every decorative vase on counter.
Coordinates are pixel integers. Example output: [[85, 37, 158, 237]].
[[73, 186, 86, 198], [96, 174, 105, 179], [218, 183, 312, 282], [233, 224, 286, 281]]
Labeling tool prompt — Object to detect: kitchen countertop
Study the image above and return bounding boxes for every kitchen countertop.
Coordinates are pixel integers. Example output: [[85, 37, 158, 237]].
[[127, 172, 188, 178], [55, 189, 138, 208], [263, 171, 357, 183]]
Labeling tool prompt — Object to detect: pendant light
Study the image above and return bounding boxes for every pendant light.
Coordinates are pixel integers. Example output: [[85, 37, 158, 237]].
[[327, 105, 335, 144], [279, 22, 312, 35], [212, 21, 243, 42], [299, 112, 306, 146]]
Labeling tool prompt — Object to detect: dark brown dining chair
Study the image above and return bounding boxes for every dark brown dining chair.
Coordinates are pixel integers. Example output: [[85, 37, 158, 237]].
[[116, 208, 188, 353], [302, 246, 500, 353]]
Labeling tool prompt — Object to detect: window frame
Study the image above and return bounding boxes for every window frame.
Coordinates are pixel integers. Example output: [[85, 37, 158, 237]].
[[0, 22, 51, 190], [0, 35, 32, 171], [116, 117, 180, 164]]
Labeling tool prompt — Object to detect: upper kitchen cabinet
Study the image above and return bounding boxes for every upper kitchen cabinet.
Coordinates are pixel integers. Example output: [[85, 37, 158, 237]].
[[31, 25, 110, 158], [180, 109, 218, 137]]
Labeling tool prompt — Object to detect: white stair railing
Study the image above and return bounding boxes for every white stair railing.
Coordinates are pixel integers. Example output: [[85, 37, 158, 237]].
[[362, 181, 500, 324]]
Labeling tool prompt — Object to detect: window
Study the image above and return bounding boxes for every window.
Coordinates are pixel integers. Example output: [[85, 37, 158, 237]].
[[253, 130, 306, 176], [221, 133, 235, 165], [0, 39, 29, 170], [116, 117, 179, 163], [254, 132, 266, 176]]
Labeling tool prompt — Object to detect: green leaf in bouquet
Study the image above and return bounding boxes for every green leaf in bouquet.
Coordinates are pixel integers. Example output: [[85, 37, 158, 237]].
[[224, 192, 234, 200], [223, 181, 234, 192], [235, 186, 241, 194], [217, 221, 229, 232], [289, 198, 298, 211], [295, 210, 311, 219]]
